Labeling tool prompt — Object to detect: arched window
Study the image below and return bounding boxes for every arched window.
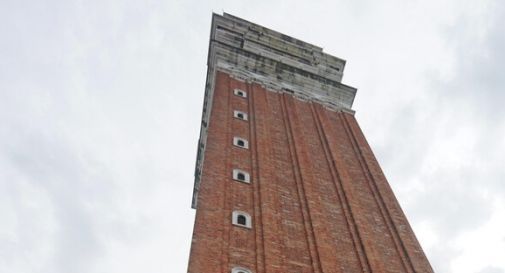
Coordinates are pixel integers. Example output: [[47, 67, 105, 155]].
[[233, 88, 247, 98], [237, 215, 247, 225], [237, 172, 245, 181], [232, 169, 250, 183], [231, 267, 252, 273], [233, 110, 248, 121], [233, 137, 249, 149], [232, 211, 252, 229]]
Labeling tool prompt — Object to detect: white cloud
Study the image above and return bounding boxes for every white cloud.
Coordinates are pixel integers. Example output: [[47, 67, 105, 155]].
[[1, 0, 504, 272]]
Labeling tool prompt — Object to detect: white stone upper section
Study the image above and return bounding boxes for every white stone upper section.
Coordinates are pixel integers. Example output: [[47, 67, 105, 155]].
[[209, 13, 357, 110]]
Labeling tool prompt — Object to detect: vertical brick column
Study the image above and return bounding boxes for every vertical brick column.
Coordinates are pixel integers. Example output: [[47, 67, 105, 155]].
[[188, 72, 434, 273]]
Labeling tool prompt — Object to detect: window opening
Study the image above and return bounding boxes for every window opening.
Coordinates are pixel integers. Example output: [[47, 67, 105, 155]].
[[234, 89, 247, 98], [233, 169, 250, 183], [233, 137, 249, 149], [232, 211, 252, 229], [237, 173, 245, 181], [237, 215, 247, 225], [233, 110, 248, 121]]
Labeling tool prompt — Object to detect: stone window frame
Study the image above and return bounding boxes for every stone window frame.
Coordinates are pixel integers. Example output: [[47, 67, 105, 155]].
[[233, 88, 247, 98], [232, 169, 250, 184], [233, 136, 249, 149], [233, 110, 248, 121], [232, 211, 252, 229], [231, 267, 252, 273]]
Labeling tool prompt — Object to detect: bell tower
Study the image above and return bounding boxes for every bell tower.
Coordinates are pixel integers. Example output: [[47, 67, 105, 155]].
[[188, 13, 434, 273]]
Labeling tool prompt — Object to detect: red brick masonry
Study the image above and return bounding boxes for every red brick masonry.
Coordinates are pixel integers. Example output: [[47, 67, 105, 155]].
[[188, 71, 434, 273]]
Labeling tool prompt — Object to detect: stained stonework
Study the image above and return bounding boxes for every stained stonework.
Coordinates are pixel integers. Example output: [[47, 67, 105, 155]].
[[188, 13, 434, 273]]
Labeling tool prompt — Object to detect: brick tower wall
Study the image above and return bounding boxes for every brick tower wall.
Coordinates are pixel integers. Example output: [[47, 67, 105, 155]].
[[187, 71, 434, 273]]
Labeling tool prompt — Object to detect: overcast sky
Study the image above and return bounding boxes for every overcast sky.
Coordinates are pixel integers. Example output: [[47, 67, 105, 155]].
[[1, 0, 504, 272]]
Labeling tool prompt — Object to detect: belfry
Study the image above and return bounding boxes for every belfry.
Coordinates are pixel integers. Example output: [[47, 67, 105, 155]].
[[188, 13, 434, 273]]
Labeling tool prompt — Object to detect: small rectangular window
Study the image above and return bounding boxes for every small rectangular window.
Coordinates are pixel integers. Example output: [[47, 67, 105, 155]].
[[232, 211, 252, 229], [233, 137, 249, 149], [232, 169, 250, 183], [233, 110, 248, 121], [233, 88, 247, 98]]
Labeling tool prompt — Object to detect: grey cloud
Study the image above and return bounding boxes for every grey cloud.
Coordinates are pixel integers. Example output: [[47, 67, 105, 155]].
[[479, 267, 505, 273], [388, 3, 505, 272], [351, 2, 505, 273], [2, 0, 505, 273], [435, 2, 505, 118]]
